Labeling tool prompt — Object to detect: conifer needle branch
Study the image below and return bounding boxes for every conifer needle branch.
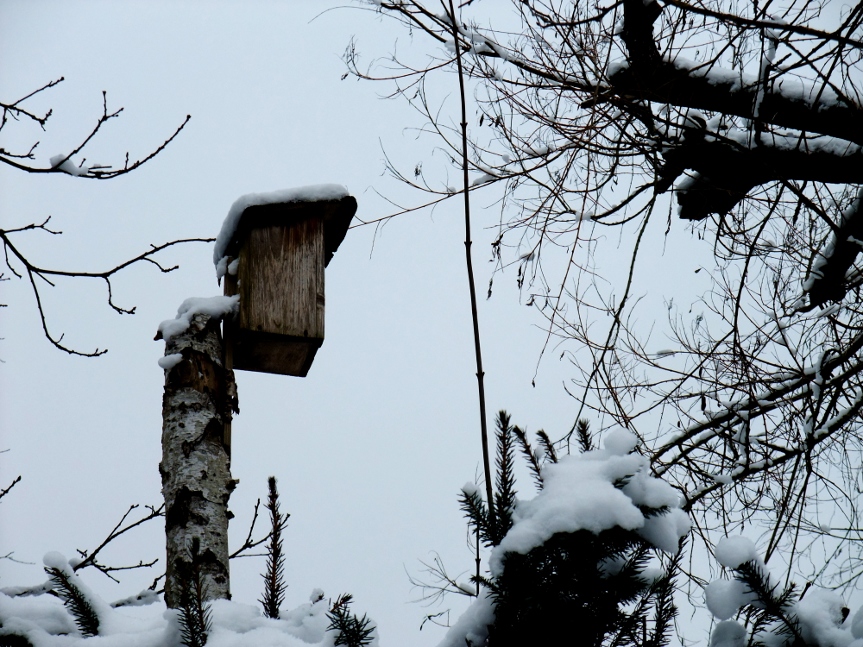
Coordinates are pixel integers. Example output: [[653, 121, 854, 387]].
[[512, 426, 543, 489], [46, 566, 100, 637], [447, 0, 495, 533], [177, 539, 212, 647], [492, 412, 516, 543], [327, 594, 376, 647]]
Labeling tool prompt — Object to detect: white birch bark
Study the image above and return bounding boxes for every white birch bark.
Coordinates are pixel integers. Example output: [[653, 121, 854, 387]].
[[158, 313, 238, 608]]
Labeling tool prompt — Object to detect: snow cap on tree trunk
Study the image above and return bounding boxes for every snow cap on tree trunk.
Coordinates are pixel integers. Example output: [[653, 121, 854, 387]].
[[155, 295, 239, 343]]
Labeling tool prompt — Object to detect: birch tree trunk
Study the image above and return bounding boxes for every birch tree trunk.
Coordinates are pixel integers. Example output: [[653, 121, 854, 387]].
[[159, 313, 238, 608]]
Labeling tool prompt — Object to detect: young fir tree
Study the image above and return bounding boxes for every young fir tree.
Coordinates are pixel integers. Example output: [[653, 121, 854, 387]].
[[175, 538, 213, 647], [460, 411, 681, 647], [259, 476, 289, 619], [327, 594, 376, 647]]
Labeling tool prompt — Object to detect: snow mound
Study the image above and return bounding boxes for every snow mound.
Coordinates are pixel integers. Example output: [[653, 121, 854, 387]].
[[705, 578, 752, 620], [715, 535, 758, 569], [795, 589, 850, 647], [603, 428, 639, 455], [157, 353, 183, 370], [0, 586, 369, 646], [42, 552, 71, 571], [435, 590, 495, 647], [710, 620, 746, 647], [851, 603, 863, 639]]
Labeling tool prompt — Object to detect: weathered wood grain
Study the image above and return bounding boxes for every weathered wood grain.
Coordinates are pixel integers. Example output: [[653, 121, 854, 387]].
[[239, 218, 324, 340], [221, 195, 356, 377]]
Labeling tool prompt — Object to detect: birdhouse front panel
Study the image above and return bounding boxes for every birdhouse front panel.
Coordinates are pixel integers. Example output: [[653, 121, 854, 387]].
[[218, 190, 356, 377], [225, 214, 324, 377], [239, 217, 324, 341]]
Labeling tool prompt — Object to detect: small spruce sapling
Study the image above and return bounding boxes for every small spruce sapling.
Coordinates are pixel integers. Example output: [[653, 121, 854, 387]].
[[574, 417, 593, 454], [491, 411, 517, 544], [260, 475, 289, 619], [176, 538, 213, 647], [327, 593, 376, 647], [461, 412, 681, 647], [459, 411, 522, 549]]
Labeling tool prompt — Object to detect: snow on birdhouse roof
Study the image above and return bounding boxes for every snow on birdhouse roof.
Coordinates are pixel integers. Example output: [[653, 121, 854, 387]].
[[213, 185, 355, 279]]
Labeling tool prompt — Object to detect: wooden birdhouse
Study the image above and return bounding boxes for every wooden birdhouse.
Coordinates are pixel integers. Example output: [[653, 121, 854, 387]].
[[219, 189, 356, 377]]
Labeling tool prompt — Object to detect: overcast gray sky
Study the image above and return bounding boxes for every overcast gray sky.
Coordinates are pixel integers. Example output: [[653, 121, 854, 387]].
[[0, 2, 579, 644]]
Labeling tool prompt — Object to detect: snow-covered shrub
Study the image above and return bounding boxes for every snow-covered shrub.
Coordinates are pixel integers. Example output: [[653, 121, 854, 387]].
[[0, 565, 372, 647], [443, 412, 690, 647], [0, 477, 375, 646], [706, 536, 863, 647]]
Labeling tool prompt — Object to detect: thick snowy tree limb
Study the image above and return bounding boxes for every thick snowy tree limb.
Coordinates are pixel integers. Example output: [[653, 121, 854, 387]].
[[606, 61, 863, 147], [802, 189, 863, 308], [659, 136, 863, 220]]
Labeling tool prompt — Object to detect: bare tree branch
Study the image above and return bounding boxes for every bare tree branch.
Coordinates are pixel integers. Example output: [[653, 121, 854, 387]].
[[355, 0, 863, 604], [73, 504, 164, 583], [1, 79, 203, 355]]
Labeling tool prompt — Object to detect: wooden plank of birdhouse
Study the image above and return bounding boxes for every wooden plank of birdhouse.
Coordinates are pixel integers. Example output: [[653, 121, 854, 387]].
[[237, 216, 325, 340]]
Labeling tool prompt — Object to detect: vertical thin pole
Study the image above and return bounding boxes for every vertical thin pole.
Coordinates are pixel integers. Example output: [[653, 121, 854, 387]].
[[447, 0, 496, 530]]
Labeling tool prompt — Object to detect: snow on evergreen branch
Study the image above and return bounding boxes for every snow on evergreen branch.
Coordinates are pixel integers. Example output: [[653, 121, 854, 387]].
[[43, 557, 100, 638]]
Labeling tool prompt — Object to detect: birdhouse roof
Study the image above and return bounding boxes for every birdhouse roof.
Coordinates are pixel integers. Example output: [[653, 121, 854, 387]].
[[214, 185, 356, 277]]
